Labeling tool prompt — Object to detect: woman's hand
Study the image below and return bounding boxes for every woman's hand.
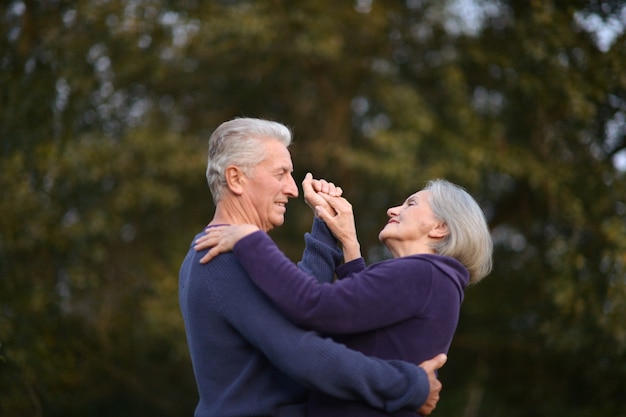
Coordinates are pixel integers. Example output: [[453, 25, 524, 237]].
[[314, 193, 361, 262], [194, 224, 259, 264], [302, 172, 342, 216]]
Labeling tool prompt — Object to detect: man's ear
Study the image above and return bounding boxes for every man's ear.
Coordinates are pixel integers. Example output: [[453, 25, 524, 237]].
[[429, 222, 449, 239], [224, 166, 246, 196]]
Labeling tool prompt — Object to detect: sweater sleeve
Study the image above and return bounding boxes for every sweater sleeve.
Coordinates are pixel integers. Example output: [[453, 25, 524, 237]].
[[296, 218, 343, 284], [208, 254, 430, 412], [336, 257, 367, 279], [233, 231, 434, 334]]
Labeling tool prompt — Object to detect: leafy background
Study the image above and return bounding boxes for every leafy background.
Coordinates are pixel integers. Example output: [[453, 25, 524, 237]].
[[1, 0, 625, 416]]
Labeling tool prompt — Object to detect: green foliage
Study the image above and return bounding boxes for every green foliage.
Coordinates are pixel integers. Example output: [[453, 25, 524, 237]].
[[1, 0, 625, 415]]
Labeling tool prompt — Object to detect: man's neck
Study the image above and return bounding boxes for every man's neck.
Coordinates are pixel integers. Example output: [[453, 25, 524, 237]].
[[210, 199, 257, 228]]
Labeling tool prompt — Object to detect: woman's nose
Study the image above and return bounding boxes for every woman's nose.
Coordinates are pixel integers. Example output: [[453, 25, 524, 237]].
[[387, 206, 399, 217]]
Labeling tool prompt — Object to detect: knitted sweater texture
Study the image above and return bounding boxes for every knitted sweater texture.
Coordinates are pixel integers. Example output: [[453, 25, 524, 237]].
[[233, 230, 470, 417], [179, 219, 430, 417]]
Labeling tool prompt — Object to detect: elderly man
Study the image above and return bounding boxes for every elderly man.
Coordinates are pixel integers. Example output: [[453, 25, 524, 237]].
[[179, 117, 446, 417]]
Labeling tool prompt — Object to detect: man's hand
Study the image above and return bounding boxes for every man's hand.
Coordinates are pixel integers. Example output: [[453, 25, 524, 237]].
[[417, 353, 447, 415], [302, 172, 342, 216]]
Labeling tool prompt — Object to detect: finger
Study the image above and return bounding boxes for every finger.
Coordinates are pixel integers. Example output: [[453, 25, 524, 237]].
[[302, 172, 313, 190], [200, 238, 232, 264], [194, 226, 228, 250], [318, 193, 344, 216], [319, 193, 350, 212], [194, 235, 215, 251], [318, 196, 342, 218], [317, 179, 330, 194], [323, 181, 343, 197], [194, 230, 223, 250], [419, 406, 433, 416], [325, 182, 338, 196], [314, 205, 334, 223], [309, 178, 323, 193], [432, 353, 448, 370], [309, 179, 320, 192], [420, 353, 447, 373], [199, 246, 220, 264], [205, 225, 228, 233]]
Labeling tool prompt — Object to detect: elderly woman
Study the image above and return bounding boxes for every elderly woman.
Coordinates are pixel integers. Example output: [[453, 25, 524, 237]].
[[196, 178, 493, 417]]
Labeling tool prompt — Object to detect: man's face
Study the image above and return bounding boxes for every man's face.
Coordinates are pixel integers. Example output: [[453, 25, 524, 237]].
[[243, 139, 299, 231]]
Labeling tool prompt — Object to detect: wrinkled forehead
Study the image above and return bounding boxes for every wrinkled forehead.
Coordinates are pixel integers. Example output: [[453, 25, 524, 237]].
[[406, 189, 431, 202], [257, 138, 294, 169]]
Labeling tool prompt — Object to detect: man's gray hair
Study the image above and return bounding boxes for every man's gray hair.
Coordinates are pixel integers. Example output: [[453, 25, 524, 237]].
[[206, 118, 292, 203]]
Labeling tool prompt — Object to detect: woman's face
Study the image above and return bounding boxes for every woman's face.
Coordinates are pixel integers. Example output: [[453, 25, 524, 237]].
[[378, 190, 444, 255]]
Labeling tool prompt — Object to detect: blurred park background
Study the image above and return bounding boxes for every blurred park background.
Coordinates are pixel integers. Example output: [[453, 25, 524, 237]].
[[1, 0, 625, 416]]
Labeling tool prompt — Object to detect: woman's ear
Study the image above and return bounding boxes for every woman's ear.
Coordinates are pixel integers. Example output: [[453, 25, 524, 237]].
[[429, 222, 449, 239], [224, 165, 246, 196]]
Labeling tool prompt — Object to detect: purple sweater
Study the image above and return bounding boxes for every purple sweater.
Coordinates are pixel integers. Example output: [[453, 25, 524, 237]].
[[234, 231, 469, 417], [179, 219, 431, 417]]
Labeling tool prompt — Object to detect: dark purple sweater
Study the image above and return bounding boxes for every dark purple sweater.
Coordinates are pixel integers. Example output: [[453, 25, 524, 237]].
[[180, 219, 431, 417], [234, 231, 469, 417]]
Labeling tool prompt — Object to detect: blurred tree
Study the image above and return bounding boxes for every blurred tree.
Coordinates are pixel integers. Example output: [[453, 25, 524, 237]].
[[1, 0, 625, 416]]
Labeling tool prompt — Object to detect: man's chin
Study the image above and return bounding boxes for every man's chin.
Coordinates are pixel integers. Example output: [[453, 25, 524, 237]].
[[271, 217, 286, 229]]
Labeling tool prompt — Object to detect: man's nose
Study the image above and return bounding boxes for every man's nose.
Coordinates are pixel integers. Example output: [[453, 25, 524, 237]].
[[286, 174, 299, 198]]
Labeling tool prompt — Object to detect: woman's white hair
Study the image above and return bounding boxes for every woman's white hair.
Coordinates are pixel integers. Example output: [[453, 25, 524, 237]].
[[425, 179, 493, 284], [206, 118, 292, 203]]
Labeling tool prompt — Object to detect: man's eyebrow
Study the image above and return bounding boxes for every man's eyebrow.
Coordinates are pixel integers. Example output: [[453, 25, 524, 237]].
[[274, 166, 291, 174]]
